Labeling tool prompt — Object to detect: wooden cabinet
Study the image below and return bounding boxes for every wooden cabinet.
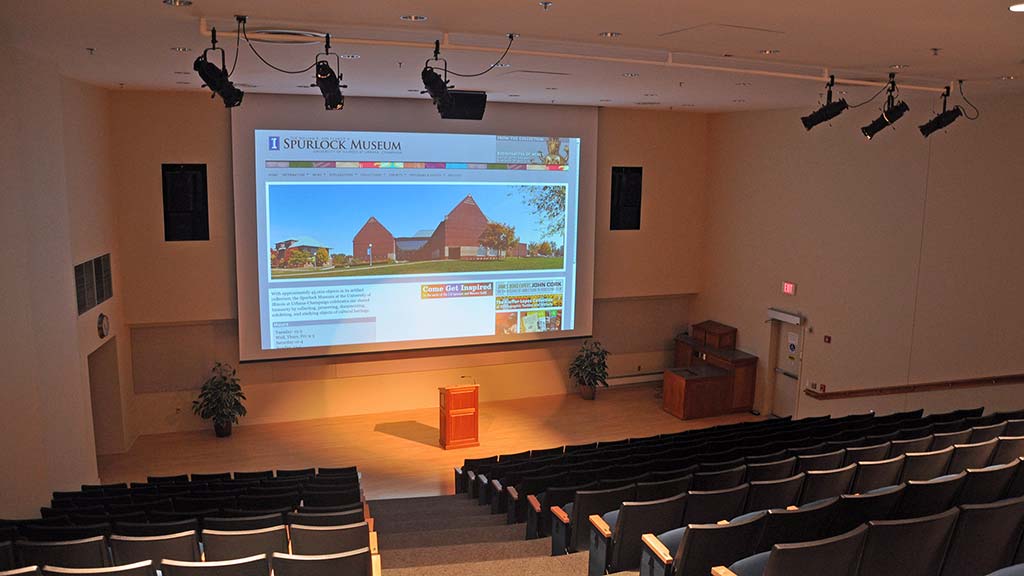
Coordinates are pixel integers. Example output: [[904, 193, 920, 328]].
[[662, 365, 732, 420], [439, 385, 479, 450], [675, 335, 758, 413]]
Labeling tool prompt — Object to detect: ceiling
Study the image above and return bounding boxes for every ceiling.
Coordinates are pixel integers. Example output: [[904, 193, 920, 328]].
[[2, 0, 1022, 112]]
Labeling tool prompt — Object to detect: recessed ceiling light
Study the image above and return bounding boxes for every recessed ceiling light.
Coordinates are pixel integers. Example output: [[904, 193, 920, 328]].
[[637, 102, 660, 106], [599, 99, 612, 102], [1000, 75, 1016, 80], [495, 63, 511, 68], [175, 81, 190, 85], [235, 83, 259, 88], [338, 54, 360, 60], [545, 87, 558, 90], [162, 0, 192, 6], [735, 82, 752, 86], [642, 92, 657, 97], [509, 94, 521, 97], [1010, 3, 1024, 11], [407, 89, 420, 92], [889, 64, 909, 70], [760, 49, 780, 55], [732, 99, 746, 103], [399, 15, 427, 22], [173, 71, 190, 75], [171, 47, 191, 52], [623, 72, 640, 78], [598, 32, 622, 38], [539, 1, 553, 10]]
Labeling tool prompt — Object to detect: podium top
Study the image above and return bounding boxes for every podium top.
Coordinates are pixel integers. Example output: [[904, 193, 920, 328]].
[[439, 384, 479, 391]]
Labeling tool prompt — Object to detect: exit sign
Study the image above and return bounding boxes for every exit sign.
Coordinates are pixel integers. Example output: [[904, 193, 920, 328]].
[[782, 281, 797, 295]]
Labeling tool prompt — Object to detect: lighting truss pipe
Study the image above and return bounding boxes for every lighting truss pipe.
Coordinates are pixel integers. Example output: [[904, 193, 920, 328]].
[[198, 17, 947, 94]]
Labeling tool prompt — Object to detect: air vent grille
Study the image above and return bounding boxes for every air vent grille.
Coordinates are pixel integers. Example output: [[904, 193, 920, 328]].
[[75, 253, 112, 315]]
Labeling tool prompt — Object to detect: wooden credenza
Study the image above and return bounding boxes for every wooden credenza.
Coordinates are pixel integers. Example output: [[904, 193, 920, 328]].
[[662, 364, 733, 420], [674, 335, 758, 413], [439, 385, 480, 450]]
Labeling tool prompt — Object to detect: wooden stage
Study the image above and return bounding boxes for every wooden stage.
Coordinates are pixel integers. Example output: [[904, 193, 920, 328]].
[[98, 383, 760, 500]]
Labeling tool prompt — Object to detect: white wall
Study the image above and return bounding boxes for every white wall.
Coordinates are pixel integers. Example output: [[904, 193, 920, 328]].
[[0, 48, 101, 517], [695, 93, 1024, 418]]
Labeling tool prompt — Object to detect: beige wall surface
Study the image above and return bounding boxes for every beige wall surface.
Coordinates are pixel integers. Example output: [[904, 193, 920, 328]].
[[695, 94, 1024, 418], [0, 50, 100, 517], [107, 93, 707, 435]]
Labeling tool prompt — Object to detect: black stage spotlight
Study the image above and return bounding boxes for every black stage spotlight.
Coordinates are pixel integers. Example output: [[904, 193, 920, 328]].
[[316, 61, 344, 110], [194, 27, 243, 107], [919, 86, 962, 138], [422, 65, 452, 114], [861, 73, 908, 140], [313, 35, 346, 110], [801, 75, 849, 130]]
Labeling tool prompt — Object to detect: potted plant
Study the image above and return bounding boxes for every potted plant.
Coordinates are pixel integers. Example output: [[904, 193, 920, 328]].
[[193, 362, 247, 437], [569, 340, 610, 400]]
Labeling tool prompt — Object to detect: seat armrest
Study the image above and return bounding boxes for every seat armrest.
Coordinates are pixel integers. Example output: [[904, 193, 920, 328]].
[[369, 531, 379, 554], [371, 553, 381, 576], [527, 494, 541, 513], [589, 514, 611, 539], [551, 505, 570, 524], [711, 567, 739, 576], [507, 486, 519, 501], [642, 533, 673, 566]]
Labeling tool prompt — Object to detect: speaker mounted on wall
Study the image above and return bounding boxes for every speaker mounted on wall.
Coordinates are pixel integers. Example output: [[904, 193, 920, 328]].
[[610, 166, 643, 230], [161, 163, 210, 241]]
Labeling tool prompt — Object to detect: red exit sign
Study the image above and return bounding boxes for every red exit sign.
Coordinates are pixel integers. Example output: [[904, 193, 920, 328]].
[[782, 281, 797, 295]]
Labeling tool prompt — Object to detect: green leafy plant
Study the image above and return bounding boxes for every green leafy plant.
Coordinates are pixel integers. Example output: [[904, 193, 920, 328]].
[[192, 362, 247, 433], [569, 340, 610, 389]]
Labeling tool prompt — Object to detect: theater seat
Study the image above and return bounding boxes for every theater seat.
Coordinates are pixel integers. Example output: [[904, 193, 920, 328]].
[[643, 511, 766, 576], [161, 554, 269, 576], [856, 508, 959, 576], [940, 496, 1024, 576], [272, 549, 373, 576], [726, 524, 866, 576]]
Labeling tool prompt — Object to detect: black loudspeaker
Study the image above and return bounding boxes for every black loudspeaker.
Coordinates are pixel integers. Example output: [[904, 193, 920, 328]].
[[610, 166, 643, 230], [161, 163, 209, 241], [442, 90, 487, 120]]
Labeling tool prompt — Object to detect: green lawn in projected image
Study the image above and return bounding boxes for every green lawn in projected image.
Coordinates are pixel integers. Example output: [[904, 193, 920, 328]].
[[270, 256, 564, 279]]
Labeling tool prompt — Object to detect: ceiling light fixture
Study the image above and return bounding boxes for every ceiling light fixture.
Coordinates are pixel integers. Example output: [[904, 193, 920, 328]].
[[623, 72, 639, 78], [599, 32, 622, 38], [400, 15, 428, 22], [1010, 3, 1024, 11], [761, 49, 780, 55], [171, 47, 191, 52], [162, 0, 193, 6], [889, 64, 909, 70], [1000, 75, 1016, 80], [801, 75, 849, 130], [861, 73, 909, 140], [338, 54, 360, 60], [539, 1, 554, 10], [314, 34, 346, 110], [193, 28, 243, 107]]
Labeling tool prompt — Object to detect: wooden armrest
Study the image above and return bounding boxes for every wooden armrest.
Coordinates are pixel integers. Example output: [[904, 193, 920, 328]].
[[368, 531, 379, 554], [642, 533, 673, 565], [711, 567, 738, 576], [589, 514, 612, 539], [371, 553, 381, 576], [363, 502, 371, 519], [551, 505, 570, 524], [507, 486, 519, 501], [527, 494, 542, 513], [366, 517, 374, 532]]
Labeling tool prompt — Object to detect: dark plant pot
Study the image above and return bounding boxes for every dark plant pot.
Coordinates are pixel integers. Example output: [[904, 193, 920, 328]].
[[579, 386, 596, 400], [214, 421, 232, 437]]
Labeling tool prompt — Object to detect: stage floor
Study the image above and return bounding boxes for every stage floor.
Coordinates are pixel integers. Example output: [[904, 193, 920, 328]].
[[98, 383, 760, 500]]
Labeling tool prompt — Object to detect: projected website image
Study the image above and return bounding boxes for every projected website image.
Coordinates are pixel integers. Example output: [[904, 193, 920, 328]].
[[267, 182, 567, 280]]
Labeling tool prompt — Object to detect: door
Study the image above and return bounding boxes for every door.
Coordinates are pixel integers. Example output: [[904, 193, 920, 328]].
[[772, 322, 803, 418]]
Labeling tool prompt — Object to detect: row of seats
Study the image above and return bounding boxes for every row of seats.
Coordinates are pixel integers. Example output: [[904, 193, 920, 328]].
[[481, 409, 1024, 522], [3, 520, 372, 568], [0, 549, 375, 576], [594, 454, 1024, 576], [525, 420, 1024, 546], [708, 495, 1024, 576]]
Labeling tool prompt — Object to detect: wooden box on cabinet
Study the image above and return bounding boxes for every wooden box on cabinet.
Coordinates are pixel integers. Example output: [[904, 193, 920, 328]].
[[691, 320, 737, 350]]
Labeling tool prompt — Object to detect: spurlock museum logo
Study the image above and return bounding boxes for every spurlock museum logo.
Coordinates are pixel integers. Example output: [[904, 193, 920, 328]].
[[269, 135, 401, 152]]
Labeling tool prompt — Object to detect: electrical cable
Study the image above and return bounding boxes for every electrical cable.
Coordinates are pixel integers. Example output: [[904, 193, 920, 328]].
[[843, 83, 892, 109], [228, 18, 241, 77], [445, 34, 515, 78], [958, 80, 981, 120], [242, 20, 316, 75]]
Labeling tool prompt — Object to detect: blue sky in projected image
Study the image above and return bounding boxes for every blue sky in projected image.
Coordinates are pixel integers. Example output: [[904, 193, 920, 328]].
[[268, 183, 556, 255]]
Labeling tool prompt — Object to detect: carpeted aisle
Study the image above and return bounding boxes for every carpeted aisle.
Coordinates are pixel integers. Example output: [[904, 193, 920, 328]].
[[370, 495, 639, 576]]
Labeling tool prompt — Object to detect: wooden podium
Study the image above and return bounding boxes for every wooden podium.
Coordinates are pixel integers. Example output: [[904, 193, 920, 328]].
[[439, 385, 479, 450]]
